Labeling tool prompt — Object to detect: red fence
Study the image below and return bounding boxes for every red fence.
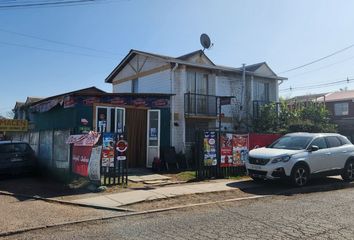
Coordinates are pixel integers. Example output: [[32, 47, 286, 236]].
[[249, 133, 282, 149]]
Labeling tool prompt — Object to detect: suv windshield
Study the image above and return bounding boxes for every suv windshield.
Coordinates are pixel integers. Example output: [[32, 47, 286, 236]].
[[268, 136, 313, 150]]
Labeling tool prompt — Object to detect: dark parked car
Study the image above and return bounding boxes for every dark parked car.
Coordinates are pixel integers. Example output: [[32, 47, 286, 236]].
[[0, 141, 37, 175]]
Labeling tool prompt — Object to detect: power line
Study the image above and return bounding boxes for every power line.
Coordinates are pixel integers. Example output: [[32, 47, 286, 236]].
[[288, 55, 354, 78], [0, 0, 105, 9], [280, 77, 354, 92], [279, 43, 354, 74], [0, 27, 117, 55], [0, 40, 117, 59]]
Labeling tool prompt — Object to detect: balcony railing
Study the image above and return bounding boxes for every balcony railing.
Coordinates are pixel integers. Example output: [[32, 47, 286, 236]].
[[184, 93, 217, 117]]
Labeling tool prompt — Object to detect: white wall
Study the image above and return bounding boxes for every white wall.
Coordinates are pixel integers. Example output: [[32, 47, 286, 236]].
[[113, 81, 132, 93], [138, 69, 171, 93]]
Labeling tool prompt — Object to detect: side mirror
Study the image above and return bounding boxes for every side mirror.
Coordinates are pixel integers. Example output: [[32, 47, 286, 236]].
[[309, 145, 319, 152]]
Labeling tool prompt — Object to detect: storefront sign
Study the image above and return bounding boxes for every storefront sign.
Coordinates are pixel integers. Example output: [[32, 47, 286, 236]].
[[116, 137, 128, 161], [0, 119, 28, 132], [102, 133, 115, 167], [88, 146, 102, 181], [72, 146, 92, 177], [66, 132, 100, 146], [203, 131, 217, 166]]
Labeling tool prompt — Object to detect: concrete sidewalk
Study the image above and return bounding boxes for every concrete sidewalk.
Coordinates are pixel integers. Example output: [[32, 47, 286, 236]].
[[71, 179, 256, 208]]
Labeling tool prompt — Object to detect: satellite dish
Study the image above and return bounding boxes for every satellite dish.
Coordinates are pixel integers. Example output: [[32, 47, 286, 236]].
[[200, 33, 211, 50]]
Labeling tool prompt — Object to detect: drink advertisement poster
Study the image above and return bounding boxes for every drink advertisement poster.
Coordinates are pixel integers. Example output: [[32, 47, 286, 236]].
[[72, 146, 92, 177], [232, 134, 249, 166], [220, 133, 233, 167], [203, 131, 217, 166], [101, 133, 115, 167]]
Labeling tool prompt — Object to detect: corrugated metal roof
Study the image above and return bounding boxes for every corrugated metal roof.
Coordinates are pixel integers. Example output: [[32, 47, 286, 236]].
[[317, 90, 354, 102]]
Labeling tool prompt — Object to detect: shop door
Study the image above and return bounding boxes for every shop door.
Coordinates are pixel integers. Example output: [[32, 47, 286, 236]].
[[125, 108, 147, 168], [146, 110, 160, 168]]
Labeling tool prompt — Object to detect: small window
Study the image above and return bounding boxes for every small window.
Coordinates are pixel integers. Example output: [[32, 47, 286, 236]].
[[334, 102, 348, 116], [132, 79, 139, 93], [325, 136, 342, 148], [338, 136, 351, 145], [310, 137, 327, 149]]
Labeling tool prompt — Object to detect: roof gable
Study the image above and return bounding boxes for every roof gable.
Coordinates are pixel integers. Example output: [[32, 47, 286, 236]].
[[177, 50, 215, 66], [245, 62, 277, 77]]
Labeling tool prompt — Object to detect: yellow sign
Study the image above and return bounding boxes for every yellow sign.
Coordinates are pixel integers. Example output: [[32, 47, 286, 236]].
[[0, 119, 28, 132]]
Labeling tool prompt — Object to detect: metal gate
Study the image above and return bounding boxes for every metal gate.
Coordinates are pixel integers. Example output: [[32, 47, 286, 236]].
[[101, 132, 128, 186]]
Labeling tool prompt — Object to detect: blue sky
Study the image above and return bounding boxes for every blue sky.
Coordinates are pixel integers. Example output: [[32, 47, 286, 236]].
[[2, 0, 354, 116]]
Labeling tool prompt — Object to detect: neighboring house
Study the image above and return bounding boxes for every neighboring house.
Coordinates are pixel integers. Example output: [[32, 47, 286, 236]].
[[105, 49, 287, 153], [13, 97, 43, 121], [318, 90, 354, 141], [290, 90, 354, 141]]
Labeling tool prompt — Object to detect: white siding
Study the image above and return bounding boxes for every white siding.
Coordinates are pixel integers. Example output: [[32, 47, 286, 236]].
[[138, 69, 171, 93], [113, 81, 132, 93]]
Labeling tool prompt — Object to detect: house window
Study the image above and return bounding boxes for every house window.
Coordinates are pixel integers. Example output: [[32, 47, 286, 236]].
[[132, 79, 139, 93], [334, 102, 349, 116], [254, 81, 270, 102], [186, 72, 209, 114]]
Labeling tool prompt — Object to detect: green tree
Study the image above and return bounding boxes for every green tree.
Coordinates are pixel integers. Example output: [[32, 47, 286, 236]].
[[252, 101, 336, 133]]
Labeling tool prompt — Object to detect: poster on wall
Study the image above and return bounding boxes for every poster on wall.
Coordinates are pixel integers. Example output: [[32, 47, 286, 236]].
[[232, 134, 249, 166], [220, 133, 233, 167], [101, 133, 115, 167], [88, 146, 102, 181], [203, 131, 217, 166], [72, 146, 92, 177]]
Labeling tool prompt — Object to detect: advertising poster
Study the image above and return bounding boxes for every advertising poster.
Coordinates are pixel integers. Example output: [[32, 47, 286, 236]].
[[203, 131, 217, 166], [220, 133, 233, 167], [72, 146, 92, 177], [232, 134, 249, 166], [102, 133, 115, 167], [88, 146, 102, 181]]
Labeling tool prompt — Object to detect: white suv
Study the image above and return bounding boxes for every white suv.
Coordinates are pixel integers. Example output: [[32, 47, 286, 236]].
[[246, 132, 354, 187]]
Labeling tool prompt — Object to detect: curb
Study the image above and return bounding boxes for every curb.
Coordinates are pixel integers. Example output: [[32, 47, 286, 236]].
[[0, 191, 134, 213], [0, 194, 269, 238]]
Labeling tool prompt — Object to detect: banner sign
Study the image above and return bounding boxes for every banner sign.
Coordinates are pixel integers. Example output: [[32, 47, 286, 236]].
[[203, 131, 217, 166], [0, 119, 28, 132], [72, 146, 92, 177], [101, 133, 115, 167], [220, 133, 249, 167], [88, 146, 102, 181], [32, 95, 170, 113], [66, 132, 100, 146]]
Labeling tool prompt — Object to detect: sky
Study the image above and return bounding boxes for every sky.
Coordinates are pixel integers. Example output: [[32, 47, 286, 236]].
[[2, 0, 354, 116]]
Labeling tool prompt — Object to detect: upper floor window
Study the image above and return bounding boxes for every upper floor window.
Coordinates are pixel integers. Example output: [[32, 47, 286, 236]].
[[187, 72, 209, 95], [132, 78, 139, 93], [254, 81, 270, 102], [334, 102, 348, 116]]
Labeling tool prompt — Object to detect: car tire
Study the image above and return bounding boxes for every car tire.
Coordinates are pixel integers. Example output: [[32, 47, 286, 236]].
[[341, 160, 354, 182], [291, 164, 309, 187]]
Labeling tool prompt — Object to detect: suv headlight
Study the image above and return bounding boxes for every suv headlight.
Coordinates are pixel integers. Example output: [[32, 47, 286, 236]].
[[271, 155, 291, 164]]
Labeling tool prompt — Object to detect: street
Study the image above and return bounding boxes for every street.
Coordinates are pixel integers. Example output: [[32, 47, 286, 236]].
[[3, 184, 354, 239]]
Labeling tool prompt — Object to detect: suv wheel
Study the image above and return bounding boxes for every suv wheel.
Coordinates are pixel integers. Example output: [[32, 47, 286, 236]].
[[342, 160, 354, 182], [291, 165, 309, 187]]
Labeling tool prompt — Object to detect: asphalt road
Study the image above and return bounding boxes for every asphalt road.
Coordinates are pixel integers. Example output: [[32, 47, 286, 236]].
[[4, 185, 354, 240]]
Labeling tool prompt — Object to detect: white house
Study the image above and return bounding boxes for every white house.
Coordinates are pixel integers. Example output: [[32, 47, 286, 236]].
[[105, 49, 287, 153]]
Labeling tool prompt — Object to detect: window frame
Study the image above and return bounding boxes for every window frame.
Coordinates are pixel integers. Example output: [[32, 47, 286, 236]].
[[334, 102, 349, 116]]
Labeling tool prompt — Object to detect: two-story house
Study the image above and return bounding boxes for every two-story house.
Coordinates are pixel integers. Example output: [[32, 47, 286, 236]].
[[105, 49, 287, 154]]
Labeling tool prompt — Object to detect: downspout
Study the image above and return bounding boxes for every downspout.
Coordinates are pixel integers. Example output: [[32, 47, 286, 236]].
[[276, 79, 284, 102], [170, 63, 178, 147], [239, 64, 246, 122]]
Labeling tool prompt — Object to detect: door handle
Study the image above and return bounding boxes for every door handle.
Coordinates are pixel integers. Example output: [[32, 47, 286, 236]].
[[325, 152, 331, 155], [342, 151, 348, 153]]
